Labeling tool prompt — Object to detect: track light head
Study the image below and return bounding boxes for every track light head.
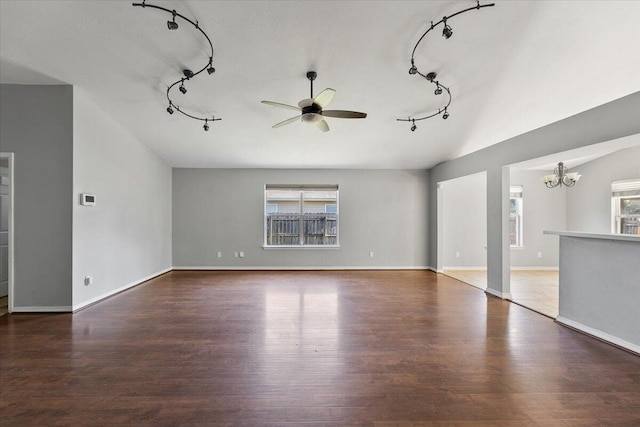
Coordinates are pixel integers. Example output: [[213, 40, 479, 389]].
[[442, 23, 453, 39], [442, 109, 450, 119], [179, 80, 187, 94], [410, 119, 417, 132], [203, 119, 209, 131], [409, 65, 417, 75], [167, 11, 178, 30], [434, 85, 443, 95], [166, 104, 174, 114], [207, 66, 215, 75]]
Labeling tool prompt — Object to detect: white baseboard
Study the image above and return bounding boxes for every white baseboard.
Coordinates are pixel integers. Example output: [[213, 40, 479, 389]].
[[510, 266, 559, 271], [485, 287, 512, 300], [556, 316, 640, 355], [12, 306, 72, 312], [172, 265, 431, 271], [442, 266, 487, 271], [72, 267, 171, 312]]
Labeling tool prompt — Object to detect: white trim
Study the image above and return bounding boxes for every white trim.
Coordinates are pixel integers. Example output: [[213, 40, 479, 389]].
[[485, 287, 512, 300], [510, 266, 559, 271], [556, 316, 640, 356], [442, 266, 487, 271], [0, 153, 14, 313], [72, 267, 171, 312], [172, 265, 431, 271], [262, 245, 340, 250], [12, 306, 72, 312]]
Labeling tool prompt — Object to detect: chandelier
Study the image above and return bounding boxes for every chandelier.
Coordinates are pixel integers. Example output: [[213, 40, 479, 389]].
[[542, 162, 582, 188]]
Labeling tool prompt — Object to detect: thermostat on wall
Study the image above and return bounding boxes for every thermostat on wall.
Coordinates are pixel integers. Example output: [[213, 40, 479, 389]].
[[80, 193, 96, 206]]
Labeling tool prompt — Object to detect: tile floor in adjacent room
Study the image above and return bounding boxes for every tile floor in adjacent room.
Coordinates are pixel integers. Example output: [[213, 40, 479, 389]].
[[443, 269, 559, 318]]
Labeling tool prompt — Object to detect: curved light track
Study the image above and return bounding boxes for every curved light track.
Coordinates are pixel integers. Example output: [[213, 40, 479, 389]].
[[132, 0, 221, 130], [397, 0, 495, 131]]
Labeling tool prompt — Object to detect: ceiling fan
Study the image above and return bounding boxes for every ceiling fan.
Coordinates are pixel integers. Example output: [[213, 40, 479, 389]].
[[261, 71, 367, 132]]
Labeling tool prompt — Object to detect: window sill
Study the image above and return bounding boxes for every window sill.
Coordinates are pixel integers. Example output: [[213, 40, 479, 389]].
[[263, 245, 341, 250]]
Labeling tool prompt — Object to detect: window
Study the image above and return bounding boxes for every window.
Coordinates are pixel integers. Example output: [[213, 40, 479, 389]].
[[510, 186, 523, 247], [612, 179, 640, 235], [265, 185, 338, 247]]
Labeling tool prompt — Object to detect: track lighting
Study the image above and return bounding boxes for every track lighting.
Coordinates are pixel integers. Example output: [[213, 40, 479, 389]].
[[167, 11, 178, 30], [442, 19, 453, 39], [409, 60, 417, 75], [133, 1, 222, 130], [398, 1, 494, 130]]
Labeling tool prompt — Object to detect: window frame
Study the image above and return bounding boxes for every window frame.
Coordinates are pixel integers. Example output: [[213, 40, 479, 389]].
[[611, 179, 640, 235], [509, 186, 524, 248], [263, 185, 340, 249]]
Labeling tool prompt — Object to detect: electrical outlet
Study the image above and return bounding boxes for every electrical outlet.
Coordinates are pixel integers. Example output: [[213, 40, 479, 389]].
[[239, 251, 245, 258], [455, 251, 460, 258], [84, 276, 92, 286], [217, 251, 222, 258], [369, 251, 374, 258]]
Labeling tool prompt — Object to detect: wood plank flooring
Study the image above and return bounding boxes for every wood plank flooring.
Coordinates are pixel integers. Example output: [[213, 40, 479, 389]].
[[443, 269, 559, 318], [1, 270, 639, 426]]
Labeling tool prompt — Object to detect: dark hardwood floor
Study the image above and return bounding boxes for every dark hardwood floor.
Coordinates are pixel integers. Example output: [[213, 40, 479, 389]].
[[1, 270, 639, 426]]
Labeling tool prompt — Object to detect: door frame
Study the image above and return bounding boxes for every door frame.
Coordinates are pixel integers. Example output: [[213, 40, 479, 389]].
[[0, 152, 14, 313]]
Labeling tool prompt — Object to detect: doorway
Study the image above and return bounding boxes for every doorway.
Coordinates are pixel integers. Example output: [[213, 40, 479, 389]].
[[437, 172, 488, 290], [0, 153, 13, 315]]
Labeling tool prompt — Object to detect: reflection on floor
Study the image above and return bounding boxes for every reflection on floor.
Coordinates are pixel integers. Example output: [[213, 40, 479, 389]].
[[0, 296, 7, 317], [443, 269, 559, 318]]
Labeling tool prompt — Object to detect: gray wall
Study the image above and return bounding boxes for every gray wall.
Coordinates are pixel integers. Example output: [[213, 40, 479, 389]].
[[566, 145, 640, 233], [72, 88, 172, 309], [173, 169, 429, 268], [441, 172, 487, 268], [510, 169, 566, 267], [0, 84, 73, 308], [429, 91, 640, 295]]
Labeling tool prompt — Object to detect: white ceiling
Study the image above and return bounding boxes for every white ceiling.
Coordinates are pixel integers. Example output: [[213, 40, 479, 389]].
[[1, 1, 639, 169]]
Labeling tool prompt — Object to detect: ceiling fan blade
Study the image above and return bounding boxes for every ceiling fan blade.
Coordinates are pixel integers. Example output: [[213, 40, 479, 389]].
[[313, 88, 336, 108], [315, 119, 329, 132], [298, 98, 313, 108], [322, 110, 367, 119], [272, 115, 301, 128], [261, 101, 301, 111]]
